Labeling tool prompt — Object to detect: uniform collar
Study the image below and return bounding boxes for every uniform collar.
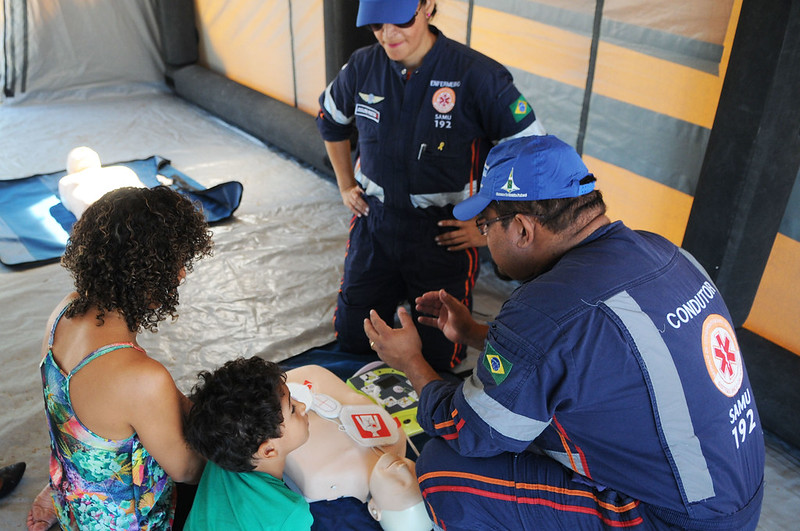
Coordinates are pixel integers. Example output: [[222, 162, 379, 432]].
[[577, 220, 624, 248], [388, 25, 444, 79]]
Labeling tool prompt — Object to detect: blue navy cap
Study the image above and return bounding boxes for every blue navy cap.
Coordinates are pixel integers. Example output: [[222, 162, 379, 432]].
[[453, 135, 595, 220], [356, 0, 419, 27]]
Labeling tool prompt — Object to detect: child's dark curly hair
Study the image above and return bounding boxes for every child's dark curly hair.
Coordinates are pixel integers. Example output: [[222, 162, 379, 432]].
[[184, 357, 287, 472], [61, 186, 213, 333]]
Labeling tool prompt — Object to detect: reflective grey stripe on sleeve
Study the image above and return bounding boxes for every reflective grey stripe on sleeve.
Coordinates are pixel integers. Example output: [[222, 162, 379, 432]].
[[498, 119, 548, 143], [462, 372, 550, 442], [410, 183, 472, 209], [354, 166, 385, 202], [604, 291, 716, 503], [678, 247, 713, 285], [322, 82, 353, 125], [543, 449, 587, 476]]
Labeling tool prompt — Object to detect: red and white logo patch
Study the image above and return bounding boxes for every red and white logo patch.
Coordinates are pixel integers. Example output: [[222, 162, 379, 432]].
[[351, 413, 391, 439], [701, 314, 743, 397], [432, 87, 456, 113]]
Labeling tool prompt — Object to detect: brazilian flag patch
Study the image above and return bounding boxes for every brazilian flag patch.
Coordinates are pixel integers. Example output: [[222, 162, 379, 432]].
[[509, 96, 532, 123], [482, 344, 513, 385]]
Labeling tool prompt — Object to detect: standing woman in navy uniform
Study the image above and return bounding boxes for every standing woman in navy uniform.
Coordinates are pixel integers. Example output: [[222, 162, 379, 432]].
[[317, 0, 545, 371]]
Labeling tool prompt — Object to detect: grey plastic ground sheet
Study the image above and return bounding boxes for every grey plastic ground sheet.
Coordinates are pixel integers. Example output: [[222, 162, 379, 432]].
[[0, 86, 798, 530]]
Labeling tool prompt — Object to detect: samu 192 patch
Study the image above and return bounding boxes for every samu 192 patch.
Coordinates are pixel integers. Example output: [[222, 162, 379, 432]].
[[508, 96, 532, 123], [482, 344, 513, 385]]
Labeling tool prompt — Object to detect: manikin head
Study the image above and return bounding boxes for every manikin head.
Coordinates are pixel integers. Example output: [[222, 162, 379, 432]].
[[66, 146, 102, 174], [367, 452, 432, 531]]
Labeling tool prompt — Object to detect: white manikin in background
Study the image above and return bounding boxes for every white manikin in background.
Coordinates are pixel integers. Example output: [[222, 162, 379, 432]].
[[58, 146, 145, 219]]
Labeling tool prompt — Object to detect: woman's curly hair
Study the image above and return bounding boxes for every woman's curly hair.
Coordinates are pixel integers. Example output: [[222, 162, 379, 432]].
[[61, 186, 213, 333], [184, 357, 287, 472]]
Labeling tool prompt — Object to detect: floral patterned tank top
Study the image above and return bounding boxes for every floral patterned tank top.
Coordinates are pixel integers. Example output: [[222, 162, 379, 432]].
[[39, 304, 175, 530]]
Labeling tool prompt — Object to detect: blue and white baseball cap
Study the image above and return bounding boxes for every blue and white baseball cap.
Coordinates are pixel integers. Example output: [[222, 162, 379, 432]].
[[356, 0, 419, 27], [453, 135, 595, 220]]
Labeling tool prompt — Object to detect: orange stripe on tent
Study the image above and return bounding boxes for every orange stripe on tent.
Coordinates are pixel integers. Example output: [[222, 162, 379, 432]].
[[745, 233, 800, 357], [582, 155, 692, 246], [471, 4, 744, 128]]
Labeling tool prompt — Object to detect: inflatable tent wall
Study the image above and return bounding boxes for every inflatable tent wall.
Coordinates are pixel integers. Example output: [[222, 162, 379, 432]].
[[3, 0, 799, 447]]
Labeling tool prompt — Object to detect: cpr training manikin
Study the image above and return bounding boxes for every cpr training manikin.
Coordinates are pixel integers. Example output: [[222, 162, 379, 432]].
[[285, 365, 433, 531]]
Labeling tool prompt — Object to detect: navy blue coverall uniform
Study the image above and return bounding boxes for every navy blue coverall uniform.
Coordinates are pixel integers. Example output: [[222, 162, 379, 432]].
[[317, 27, 545, 370], [415, 222, 765, 529]]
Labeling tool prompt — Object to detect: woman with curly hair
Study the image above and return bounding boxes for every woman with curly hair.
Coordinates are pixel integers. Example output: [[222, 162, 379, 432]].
[[27, 186, 213, 531]]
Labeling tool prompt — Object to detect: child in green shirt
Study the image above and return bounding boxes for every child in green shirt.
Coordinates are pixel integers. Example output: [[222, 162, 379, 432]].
[[183, 357, 313, 531]]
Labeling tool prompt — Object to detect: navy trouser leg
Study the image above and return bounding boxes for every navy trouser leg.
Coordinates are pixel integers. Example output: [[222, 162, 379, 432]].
[[404, 243, 478, 371], [335, 200, 480, 371], [335, 212, 405, 356], [416, 438, 655, 530]]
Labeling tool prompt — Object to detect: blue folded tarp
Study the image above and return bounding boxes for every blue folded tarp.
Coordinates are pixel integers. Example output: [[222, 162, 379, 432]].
[[0, 156, 243, 266]]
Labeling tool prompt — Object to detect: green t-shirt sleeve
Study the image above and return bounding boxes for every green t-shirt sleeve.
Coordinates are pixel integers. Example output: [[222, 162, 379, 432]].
[[279, 502, 314, 531], [185, 461, 312, 531]]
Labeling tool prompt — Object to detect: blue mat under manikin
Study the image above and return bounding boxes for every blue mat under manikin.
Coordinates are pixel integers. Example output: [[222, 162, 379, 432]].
[[0, 156, 243, 266]]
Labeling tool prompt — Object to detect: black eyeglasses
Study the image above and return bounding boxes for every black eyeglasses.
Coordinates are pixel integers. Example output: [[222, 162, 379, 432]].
[[369, 8, 420, 32], [476, 213, 518, 236]]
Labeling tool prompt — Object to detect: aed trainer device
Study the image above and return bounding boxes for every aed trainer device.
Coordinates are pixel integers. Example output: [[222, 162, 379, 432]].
[[347, 364, 422, 437]]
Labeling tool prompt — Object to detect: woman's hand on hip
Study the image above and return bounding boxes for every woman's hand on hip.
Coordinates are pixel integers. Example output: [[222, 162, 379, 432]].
[[341, 185, 370, 217], [436, 218, 486, 250]]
